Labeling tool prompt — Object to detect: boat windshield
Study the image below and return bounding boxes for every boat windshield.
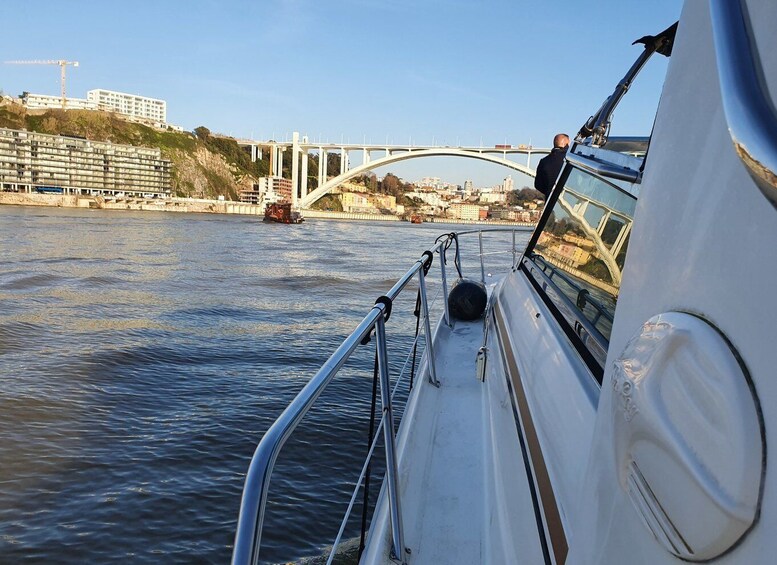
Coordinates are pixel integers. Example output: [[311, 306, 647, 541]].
[[524, 164, 637, 376]]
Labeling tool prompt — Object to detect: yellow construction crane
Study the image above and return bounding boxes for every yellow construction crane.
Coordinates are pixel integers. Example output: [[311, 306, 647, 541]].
[[3, 60, 80, 109]]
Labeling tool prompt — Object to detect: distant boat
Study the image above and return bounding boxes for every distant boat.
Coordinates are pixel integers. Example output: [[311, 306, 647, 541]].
[[410, 214, 423, 224], [263, 203, 303, 224]]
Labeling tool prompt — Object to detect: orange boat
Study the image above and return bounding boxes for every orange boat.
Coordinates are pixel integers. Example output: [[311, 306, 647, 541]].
[[264, 203, 304, 224], [410, 214, 423, 224]]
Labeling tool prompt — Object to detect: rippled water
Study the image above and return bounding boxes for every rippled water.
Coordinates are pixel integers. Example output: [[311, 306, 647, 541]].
[[0, 206, 529, 563]]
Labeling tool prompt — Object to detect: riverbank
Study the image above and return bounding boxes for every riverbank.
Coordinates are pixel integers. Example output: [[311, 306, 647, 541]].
[[0, 192, 536, 227], [0, 192, 264, 215]]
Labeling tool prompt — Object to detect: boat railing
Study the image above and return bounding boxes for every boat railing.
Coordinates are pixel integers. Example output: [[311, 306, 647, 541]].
[[231, 227, 530, 565], [709, 0, 777, 210]]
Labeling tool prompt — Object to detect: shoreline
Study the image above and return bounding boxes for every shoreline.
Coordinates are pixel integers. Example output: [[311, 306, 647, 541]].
[[0, 192, 536, 227]]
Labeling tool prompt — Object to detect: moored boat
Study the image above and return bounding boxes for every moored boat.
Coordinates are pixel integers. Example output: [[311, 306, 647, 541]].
[[263, 202, 304, 224], [233, 2, 777, 563]]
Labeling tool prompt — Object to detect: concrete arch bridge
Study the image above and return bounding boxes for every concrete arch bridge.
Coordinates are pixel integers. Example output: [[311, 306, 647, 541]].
[[298, 146, 546, 209], [235, 132, 550, 208]]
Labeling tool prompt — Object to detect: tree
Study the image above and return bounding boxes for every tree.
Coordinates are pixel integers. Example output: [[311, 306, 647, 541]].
[[508, 186, 544, 206], [193, 126, 210, 140], [326, 152, 341, 177], [381, 173, 401, 194]]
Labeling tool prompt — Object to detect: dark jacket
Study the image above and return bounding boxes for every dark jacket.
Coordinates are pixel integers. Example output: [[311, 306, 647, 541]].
[[534, 147, 568, 198]]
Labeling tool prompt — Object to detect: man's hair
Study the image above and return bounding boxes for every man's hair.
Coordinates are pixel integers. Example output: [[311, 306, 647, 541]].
[[553, 133, 570, 149]]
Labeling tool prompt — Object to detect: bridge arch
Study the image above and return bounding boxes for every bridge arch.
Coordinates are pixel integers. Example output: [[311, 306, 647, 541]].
[[298, 148, 543, 209]]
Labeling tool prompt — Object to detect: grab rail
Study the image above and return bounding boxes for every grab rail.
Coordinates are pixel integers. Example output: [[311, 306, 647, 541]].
[[232, 240, 444, 565], [231, 228, 528, 565], [709, 0, 777, 210]]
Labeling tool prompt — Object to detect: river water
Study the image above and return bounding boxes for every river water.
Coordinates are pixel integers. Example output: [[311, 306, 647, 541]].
[[0, 206, 529, 564]]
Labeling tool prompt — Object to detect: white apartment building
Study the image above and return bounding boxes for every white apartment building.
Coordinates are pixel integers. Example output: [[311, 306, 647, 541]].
[[21, 93, 97, 111], [502, 175, 514, 192], [480, 191, 507, 204], [240, 176, 293, 205], [87, 89, 167, 124], [448, 203, 483, 221], [406, 190, 446, 208], [0, 127, 171, 195]]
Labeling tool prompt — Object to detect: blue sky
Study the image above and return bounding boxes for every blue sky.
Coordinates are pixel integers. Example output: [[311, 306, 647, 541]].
[[2, 0, 682, 188]]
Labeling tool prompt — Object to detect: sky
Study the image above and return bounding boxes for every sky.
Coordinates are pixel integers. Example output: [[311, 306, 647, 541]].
[[2, 0, 683, 188]]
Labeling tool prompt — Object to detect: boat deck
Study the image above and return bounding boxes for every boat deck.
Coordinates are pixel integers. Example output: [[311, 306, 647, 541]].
[[362, 316, 546, 564], [406, 319, 487, 563]]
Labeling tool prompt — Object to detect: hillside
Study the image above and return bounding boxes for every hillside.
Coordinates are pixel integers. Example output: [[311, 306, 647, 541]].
[[0, 102, 270, 200]]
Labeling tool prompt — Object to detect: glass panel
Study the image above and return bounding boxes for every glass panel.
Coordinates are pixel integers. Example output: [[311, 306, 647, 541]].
[[530, 166, 637, 347]]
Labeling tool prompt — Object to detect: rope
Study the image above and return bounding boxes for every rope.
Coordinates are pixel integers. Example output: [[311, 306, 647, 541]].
[[435, 232, 463, 278], [409, 251, 434, 392], [358, 349, 380, 559], [336, 284, 443, 563]]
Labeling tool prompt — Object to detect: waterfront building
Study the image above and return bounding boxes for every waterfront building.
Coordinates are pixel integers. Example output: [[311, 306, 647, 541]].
[[239, 185, 263, 205], [490, 208, 513, 220], [244, 176, 293, 203], [0, 127, 171, 196], [448, 203, 483, 221], [87, 89, 167, 124], [239, 181, 285, 208], [21, 93, 98, 111], [339, 192, 374, 213]]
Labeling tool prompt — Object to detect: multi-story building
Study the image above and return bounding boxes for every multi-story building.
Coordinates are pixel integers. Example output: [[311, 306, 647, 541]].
[[448, 203, 483, 221], [21, 93, 98, 111], [240, 176, 293, 204], [372, 193, 397, 212], [87, 89, 167, 124], [0, 128, 171, 196], [239, 185, 263, 205], [339, 192, 373, 213], [479, 191, 507, 204], [502, 175, 514, 192], [406, 189, 445, 208]]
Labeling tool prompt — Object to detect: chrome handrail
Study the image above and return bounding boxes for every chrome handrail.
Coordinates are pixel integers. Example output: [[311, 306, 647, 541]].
[[709, 0, 777, 209], [232, 241, 444, 565], [232, 305, 384, 565], [566, 151, 642, 184], [232, 229, 527, 565]]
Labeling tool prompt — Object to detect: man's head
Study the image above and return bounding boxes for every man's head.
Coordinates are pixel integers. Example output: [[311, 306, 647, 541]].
[[553, 133, 570, 149]]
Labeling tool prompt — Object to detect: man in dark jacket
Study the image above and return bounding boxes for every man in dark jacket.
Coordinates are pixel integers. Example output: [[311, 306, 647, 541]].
[[534, 133, 569, 199]]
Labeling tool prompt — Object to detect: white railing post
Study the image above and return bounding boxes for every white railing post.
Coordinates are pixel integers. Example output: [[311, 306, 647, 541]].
[[478, 231, 486, 284]]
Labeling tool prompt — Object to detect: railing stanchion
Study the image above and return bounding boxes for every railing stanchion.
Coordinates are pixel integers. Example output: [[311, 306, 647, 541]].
[[375, 311, 407, 564], [512, 229, 517, 265], [438, 247, 451, 328], [418, 267, 440, 387], [479, 230, 486, 284]]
